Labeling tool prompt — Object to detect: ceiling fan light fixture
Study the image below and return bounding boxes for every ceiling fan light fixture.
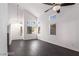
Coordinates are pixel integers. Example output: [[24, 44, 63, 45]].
[[53, 5, 61, 11], [57, 9, 60, 13]]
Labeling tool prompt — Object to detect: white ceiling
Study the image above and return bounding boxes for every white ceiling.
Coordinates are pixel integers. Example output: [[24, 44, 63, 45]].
[[18, 3, 52, 17]]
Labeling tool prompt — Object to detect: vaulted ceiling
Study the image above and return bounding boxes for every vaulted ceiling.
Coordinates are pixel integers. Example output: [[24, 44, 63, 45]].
[[18, 3, 52, 17]]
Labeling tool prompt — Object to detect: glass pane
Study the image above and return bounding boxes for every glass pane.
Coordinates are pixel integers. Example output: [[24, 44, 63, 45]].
[[27, 26, 32, 34], [50, 24, 56, 35]]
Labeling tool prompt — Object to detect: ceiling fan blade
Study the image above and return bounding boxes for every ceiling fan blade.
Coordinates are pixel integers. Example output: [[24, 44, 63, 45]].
[[44, 3, 56, 13], [43, 3, 55, 5], [61, 3, 75, 6], [44, 6, 54, 12]]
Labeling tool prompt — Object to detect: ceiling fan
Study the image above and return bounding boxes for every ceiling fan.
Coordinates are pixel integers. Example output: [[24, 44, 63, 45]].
[[43, 3, 75, 13]]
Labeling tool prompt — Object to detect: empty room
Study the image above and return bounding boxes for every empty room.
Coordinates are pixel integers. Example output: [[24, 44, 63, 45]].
[[0, 3, 79, 56]]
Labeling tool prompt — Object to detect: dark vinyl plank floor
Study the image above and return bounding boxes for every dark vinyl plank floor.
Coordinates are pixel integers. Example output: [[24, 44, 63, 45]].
[[8, 39, 79, 56]]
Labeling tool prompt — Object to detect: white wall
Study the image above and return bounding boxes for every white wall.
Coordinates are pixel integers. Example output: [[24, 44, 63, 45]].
[[8, 3, 37, 44], [8, 4, 24, 44], [24, 10, 37, 40], [56, 4, 79, 51], [0, 3, 8, 55], [38, 4, 79, 52], [38, 9, 56, 44]]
